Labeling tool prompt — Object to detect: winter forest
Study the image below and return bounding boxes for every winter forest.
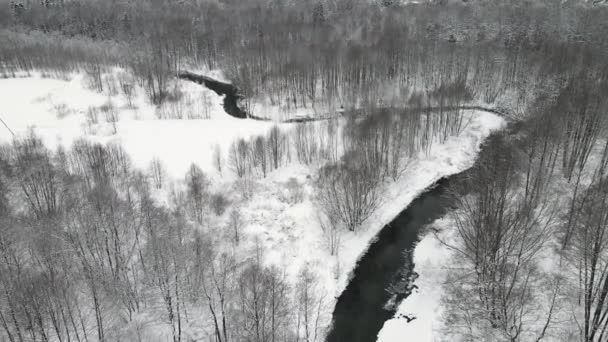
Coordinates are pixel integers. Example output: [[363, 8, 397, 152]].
[[1, 0, 608, 341]]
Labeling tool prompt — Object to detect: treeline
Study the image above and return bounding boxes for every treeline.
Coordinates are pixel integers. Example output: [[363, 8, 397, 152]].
[[1, 0, 607, 112], [440, 69, 608, 340], [0, 133, 328, 342]]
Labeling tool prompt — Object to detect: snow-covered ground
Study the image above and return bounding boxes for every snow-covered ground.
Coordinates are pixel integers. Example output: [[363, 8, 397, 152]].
[[0, 71, 282, 177], [0, 71, 505, 339]]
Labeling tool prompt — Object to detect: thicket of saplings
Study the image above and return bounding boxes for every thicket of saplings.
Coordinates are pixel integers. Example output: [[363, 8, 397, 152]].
[[1, 0, 606, 114], [0, 87, 473, 342], [440, 73, 608, 341], [0, 132, 324, 342]]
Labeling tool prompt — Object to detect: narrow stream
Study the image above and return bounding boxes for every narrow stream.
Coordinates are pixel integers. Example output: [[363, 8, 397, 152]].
[[178, 71, 249, 119], [178, 71, 510, 124]]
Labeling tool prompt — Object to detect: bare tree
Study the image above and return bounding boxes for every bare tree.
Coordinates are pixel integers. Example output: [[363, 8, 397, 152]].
[[197, 245, 235, 342], [294, 123, 319, 165], [149, 157, 166, 189], [252, 136, 268, 178], [443, 135, 559, 341], [85, 106, 99, 134], [11, 133, 59, 219], [213, 144, 223, 176], [316, 155, 381, 231], [229, 208, 243, 244], [561, 166, 608, 341], [100, 101, 119, 134], [143, 208, 184, 342], [236, 174, 255, 200], [236, 261, 291, 342], [557, 76, 607, 182], [185, 164, 209, 224], [317, 211, 340, 257], [229, 138, 251, 178], [267, 126, 286, 171], [118, 71, 136, 108], [295, 265, 326, 342]]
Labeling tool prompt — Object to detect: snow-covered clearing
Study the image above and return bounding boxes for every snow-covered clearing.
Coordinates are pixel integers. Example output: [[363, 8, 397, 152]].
[[0, 71, 505, 338], [0, 71, 282, 177]]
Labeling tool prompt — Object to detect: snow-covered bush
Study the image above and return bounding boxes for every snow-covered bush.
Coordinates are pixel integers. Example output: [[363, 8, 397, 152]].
[[210, 192, 229, 216], [286, 177, 304, 203]]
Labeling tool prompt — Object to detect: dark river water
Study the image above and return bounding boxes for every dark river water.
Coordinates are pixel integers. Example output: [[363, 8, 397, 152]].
[[325, 174, 466, 342]]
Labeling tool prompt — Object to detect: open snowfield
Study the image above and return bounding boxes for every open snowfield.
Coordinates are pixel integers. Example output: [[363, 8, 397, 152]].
[[0, 71, 505, 339]]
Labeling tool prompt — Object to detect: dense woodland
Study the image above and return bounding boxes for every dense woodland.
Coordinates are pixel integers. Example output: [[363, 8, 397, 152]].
[[2, 0, 608, 341], [1, 0, 607, 110]]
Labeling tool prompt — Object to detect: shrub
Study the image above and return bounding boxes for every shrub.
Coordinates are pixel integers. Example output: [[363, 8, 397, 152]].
[[286, 177, 304, 203], [210, 192, 229, 216]]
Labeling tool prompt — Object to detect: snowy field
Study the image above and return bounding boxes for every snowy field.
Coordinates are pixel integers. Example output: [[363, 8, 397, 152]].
[[0, 71, 283, 177], [0, 71, 505, 339]]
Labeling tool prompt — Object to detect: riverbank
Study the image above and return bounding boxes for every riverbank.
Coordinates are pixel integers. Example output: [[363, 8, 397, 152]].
[[323, 111, 504, 342], [332, 111, 505, 296]]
